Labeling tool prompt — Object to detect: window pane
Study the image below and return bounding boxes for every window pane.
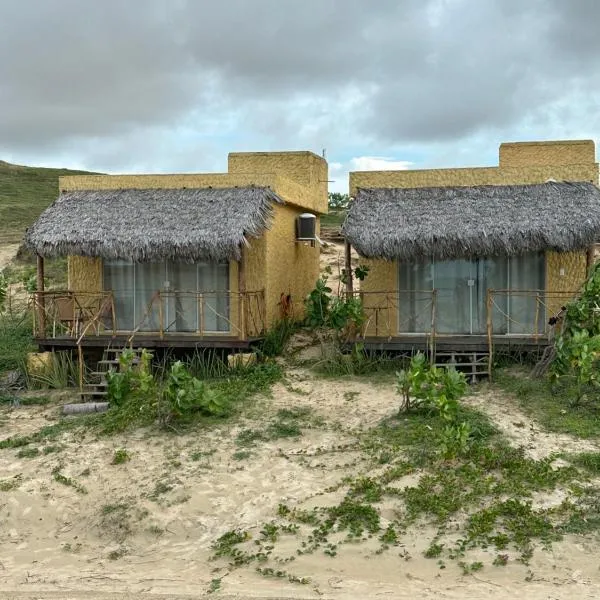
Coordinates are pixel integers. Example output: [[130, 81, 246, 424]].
[[198, 262, 230, 332], [441, 259, 478, 334], [103, 260, 134, 330], [135, 262, 165, 331], [166, 262, 198, 332], [508, 253, 545, 334], [398, 261, 433, 333]]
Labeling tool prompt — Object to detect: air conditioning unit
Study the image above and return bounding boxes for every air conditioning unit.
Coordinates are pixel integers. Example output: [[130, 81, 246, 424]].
[[296, 213, 317, 246]]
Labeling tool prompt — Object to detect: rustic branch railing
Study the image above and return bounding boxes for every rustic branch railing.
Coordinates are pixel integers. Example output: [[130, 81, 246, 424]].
[[346, 288, 579, 371], [124, 290, 265, 345], [347, 289, 438, 361], [486, 289, 577, 377], [32, 291, 116, 339], [32, 289, 266, 343]]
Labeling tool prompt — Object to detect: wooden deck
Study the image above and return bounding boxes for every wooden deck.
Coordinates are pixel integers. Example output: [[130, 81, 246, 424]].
[[36, 333, 263, 352], [354, 334, 550, 353]]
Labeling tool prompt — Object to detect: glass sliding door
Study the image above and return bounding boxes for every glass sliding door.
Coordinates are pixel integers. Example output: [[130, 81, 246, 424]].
[[198, 262, 230, 332], [167, 262, 198, 332], [433, 259, 474, 334], [103, 260, 230, 333], [398, 253, 544, 335], [398, 262, 434, 333], [507, 253, 545, 334], [477, 256, 509, 334], [135, 261, 165, 332], [103, 260, 135, 330]]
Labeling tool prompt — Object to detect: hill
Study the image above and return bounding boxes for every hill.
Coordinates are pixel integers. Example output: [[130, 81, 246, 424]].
[[0, 160, 97, 244]]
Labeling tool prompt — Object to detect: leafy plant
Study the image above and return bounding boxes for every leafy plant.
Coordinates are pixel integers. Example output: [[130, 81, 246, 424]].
[[111, 448, 131, 465], [305, 273, 366, 340], [396, 353, 470, 458], [340, 264, 370, 285], [305, 276, 333, 329], [551, 330, 600, 405], [159, 361, 227, 425], [0, 272, 7, 312], [328, 192, 350, 210]]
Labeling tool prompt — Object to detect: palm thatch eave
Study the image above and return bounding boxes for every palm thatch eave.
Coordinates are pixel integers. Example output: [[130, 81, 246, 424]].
[[24, 186, 284, 262], [341, 181, 600, 261]]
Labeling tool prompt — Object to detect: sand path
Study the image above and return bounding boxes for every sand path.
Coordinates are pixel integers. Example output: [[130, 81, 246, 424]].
[[464, 387, 600, 459], [1, 377, 600, 599]]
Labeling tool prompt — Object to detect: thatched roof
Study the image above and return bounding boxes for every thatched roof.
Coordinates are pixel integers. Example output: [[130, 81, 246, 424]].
[[25, 187, 283, 262], [342, 181, 600, 261]]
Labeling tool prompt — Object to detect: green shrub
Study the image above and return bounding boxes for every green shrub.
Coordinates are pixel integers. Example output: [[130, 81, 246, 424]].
[[396, 352, 470, 458], [260, 318, 298, 357], [0, 313, 35, 372], [102, 350, 282, 433], [304, 271, 367, 338]]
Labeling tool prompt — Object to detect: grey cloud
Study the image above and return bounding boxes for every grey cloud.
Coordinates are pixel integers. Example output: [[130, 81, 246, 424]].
[[0, 0, 598, 163]]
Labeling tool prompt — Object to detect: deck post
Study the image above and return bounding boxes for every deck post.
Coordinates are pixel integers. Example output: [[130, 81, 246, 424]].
[[486, 289, 493, 380], [587, 244, 596, 275], [238, 248, 247, 340], [36, 254, 46, 336], [534, 293, 540, 338], [199, 293, 205, 338], [158, 291, 164, 339], [77, 344, 84, 393], [344, 241, 353, 297], [110, 293, 117, 336], [430, 289, 437, 364]]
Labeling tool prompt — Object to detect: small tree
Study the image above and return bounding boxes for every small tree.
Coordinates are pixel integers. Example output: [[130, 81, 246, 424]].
[[328, 192, 350, 210]]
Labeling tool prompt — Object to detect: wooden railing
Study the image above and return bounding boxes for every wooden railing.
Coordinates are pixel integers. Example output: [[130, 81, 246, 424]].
[[32, 289, 266, 341], [347, 288, 578, 365], [32, 291, 116, 339], [126, 289, 266, 344], [350, 289, 438, 359]]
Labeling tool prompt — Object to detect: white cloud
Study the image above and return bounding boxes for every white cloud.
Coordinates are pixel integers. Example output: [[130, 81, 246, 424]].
[[327, 155, 414, 194], [349, 156, 414, 171]]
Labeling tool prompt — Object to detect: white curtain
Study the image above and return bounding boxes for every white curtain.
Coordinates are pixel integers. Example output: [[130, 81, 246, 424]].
[[508, 253, 545, 334], [103, 260, 230, 333], [398, 253, 544, 335], [398, 261, 434, 333], [103, 260, 135, 330]]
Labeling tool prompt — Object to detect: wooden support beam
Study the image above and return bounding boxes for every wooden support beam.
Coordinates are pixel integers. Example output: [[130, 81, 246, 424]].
[[586, 244, 596, 276], [344, 241, 354, 296], [238, 248, 247, 339], [36, 254, 46, 335]]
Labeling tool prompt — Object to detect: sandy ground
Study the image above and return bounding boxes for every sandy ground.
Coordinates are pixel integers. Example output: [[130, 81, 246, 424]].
[[1, 373, 600, 600], [319, 242, 360, 297], [464, 387, 600, 459]]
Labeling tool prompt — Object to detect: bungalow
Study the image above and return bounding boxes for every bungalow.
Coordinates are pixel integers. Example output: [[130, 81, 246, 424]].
[[25, 151, 328, 351], [342, 140, 600, 367]]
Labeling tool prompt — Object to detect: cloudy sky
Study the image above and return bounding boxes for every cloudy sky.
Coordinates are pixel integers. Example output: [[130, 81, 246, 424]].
[[1, 0, 599, 192]]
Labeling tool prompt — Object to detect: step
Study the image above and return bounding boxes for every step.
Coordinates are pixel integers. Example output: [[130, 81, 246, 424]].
[[105, 348, 144, 354]]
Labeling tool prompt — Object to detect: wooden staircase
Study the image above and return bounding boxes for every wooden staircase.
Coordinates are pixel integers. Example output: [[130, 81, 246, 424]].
[[434, 350, 490, 382], [81, 347, 143, 401]]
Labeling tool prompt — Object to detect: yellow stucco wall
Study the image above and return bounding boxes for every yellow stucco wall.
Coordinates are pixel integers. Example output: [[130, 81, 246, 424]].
[[545, 251, 588, 316], [360, 259, 398, 337], [350, 164, 599, 194], [229, 151, 328, 214], [350, 139, 598, 337], [262, 203, 320, 326], [499, 140, 596, 168]]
